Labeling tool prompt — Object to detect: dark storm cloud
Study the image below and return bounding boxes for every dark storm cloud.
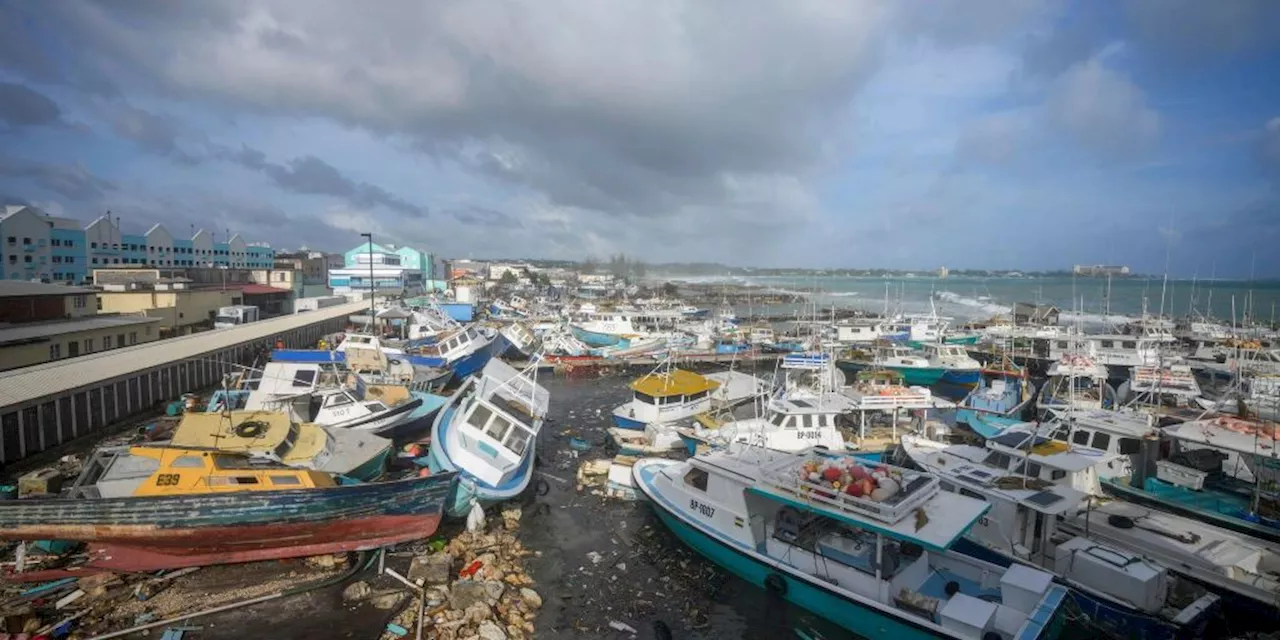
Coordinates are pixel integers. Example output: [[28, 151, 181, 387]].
[[0, 155, 115, 200], [226, 146, 427, 218], [444, 205, 522, 228], [3, 1, 891, 227], [0, 82, 65, 130], [105, 103, 205, 164]]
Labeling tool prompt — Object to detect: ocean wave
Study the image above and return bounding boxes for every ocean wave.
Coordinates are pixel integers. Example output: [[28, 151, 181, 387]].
[[935, 291, 1008, 316]]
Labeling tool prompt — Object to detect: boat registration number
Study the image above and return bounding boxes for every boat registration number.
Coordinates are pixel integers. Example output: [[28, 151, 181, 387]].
[[155, 473, 181, 487], [798, 430, 820, 440], [689, 499, 716, 518]]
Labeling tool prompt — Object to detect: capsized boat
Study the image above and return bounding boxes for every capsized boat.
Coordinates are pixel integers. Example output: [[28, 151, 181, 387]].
[[633, 446, 1067, 639], [425, 358, 550, 517], [492, 321, 542, 361], [954, 359, 1036, 439], [0, 446, 454, 574], [899, 435, 1227, 639], [245, 362, 445, 438], [169, 410, 392, 481]]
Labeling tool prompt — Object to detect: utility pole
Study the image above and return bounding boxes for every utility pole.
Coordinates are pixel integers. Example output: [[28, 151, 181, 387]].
[[361, 232, 376, 332]]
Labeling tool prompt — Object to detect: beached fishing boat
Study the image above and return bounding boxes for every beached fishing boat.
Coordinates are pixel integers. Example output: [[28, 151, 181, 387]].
[[491, 321, 542, 361], [0, 446, 454, 574], [954, 359, 1036, 439], [611, 364, 719, 431], [633, 446, 1067, 639], [271, 333, 454, 393], [917, 343, 982, 387], [1102, 416, 1280, 544], [899, 436, 1226, 639], [409, 325, 495, 380], [171, 410, 392, 481], [899, 432, 1280, 628], [424, 359, 550, 517], [837, 344, 948, 387], [244, 362, 445, 438]]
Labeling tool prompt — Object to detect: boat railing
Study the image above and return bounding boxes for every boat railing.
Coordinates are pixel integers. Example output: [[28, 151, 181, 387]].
[[757, 454, 939, 525]]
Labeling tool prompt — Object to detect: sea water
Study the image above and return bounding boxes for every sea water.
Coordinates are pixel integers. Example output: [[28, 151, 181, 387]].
[[691, 274, 1280, 324]]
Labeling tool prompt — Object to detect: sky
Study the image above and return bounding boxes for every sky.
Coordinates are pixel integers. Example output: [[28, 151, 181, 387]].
[[0, 0, 1278, 276]]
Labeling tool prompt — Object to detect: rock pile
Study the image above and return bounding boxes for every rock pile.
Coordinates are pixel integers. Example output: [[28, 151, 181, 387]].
[[384, 507, 542, 640]]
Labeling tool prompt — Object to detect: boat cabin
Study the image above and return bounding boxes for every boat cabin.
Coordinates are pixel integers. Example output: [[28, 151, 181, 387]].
[[69, 445, 334, 499], [833, 319, 883, 344], [1047, 335, 1164, 368], [420, 326, 487, 362], [626, 368, 720, 424], [450, 359, 550, 488], [919, 343, 980, 367]]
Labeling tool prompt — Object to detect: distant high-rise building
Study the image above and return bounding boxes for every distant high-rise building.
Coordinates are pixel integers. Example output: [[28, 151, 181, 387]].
[[937, 266, 949, 279]]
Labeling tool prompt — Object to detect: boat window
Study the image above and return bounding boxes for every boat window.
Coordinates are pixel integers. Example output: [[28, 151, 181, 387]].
[[958, 487, 985, 501], [983, 451, 1012, 469], [1025, 462, 1042, 478], [1101, 340, 1114, 348], [365, 403, 386, 412], [485, 415, 514, 442], [1072, 430, 1091, 446], [1090, 432, 1111, 451], [326, 394, 354, 408], [469, 404, 495, 430], [635, 392, 656, 405], [1118, 438, 1141, 455], [1051, 470, 1067, 480], [939, 481, 955, 492], [770, 413, 787, 427], [271, 475, 302, 486], [1051, 427, 1070, 442], [683, 468, 709, 492], [1057, 341, 1068, 349], [687, 390, 707, 402], [1122, 341, 1136, 349], [291, 370, 317, 387], [170, 455, 204, 468], [505, 427, 530, 456]]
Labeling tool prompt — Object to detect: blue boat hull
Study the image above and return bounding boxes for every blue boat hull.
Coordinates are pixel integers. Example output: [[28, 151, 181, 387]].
[[612, 412, 647, 431], [449, 344, 494, 381], [954, 409, 1024, 439], [425, 401, 535, 517], [1102, 478, 1280, 545], [941, 369, 980, 386], [571, 325, 624, 348]]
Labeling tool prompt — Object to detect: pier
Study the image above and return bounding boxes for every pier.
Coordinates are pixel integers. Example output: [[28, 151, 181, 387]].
[[0, 301, 365, 464]]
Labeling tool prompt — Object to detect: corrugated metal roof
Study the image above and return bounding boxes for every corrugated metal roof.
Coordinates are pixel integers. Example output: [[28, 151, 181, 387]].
[[0, 281, 97, 297], [0, 301, 364, 409], [0, 314, 160, 345]]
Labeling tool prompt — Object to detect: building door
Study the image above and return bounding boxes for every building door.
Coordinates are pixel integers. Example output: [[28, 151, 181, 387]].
[[68, 341, 80, 357]]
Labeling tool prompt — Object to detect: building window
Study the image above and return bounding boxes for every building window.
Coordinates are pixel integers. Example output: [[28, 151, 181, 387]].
[[84, 338, 94, 352], [104, 335, 113, 349], [23, 255, 31, 263], [74, 295, 86, 308], [92, 258, 99, 264], [5, 236, 13, 244], [6, 255, 14, 263], [113, 258, 120, 264], [145, 325, 152, 336], [23, 237, 31, 244], [129, 332, 137, 345], [117, 333, 125, 346], [91, 241, 98, 249], [51, 238, 60, 247], [49, 343, 61, 360], [66, 256, 73, 263], [65, 240, 73, 247], [68, 341, 79, 357]]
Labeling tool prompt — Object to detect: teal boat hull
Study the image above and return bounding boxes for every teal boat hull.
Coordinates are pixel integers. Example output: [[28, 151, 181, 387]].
[[346, 445, 393, 482], [634, 464, 1062, 640], [836, 361, 947, 386]]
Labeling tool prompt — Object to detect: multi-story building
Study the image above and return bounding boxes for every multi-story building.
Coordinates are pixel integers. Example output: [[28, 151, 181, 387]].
[[328, 242, 443, 295], [0, 280, 161, 371], [0, 205, 275, 284], [1072, 264, 1131, 277]]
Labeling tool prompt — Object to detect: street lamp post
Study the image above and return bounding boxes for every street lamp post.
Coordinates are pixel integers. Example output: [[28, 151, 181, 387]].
[[360, 233, 375, 332]]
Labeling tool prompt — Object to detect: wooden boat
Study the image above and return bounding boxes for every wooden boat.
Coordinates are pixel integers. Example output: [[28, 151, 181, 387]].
[[169, 410, 393, 481], [0, 446, 455, 575]]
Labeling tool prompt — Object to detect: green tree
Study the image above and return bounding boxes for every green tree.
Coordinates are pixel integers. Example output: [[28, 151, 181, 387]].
[[500, 270, 517, 285]]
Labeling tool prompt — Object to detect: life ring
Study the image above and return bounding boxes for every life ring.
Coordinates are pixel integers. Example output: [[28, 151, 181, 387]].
[[764, 573, 787, 596], [388, 358, 403, 366], [234, 420, 269, 438]]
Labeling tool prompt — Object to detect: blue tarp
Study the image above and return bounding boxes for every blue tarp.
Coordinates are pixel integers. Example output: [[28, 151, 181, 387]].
[[438, 303, 473, 322]]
